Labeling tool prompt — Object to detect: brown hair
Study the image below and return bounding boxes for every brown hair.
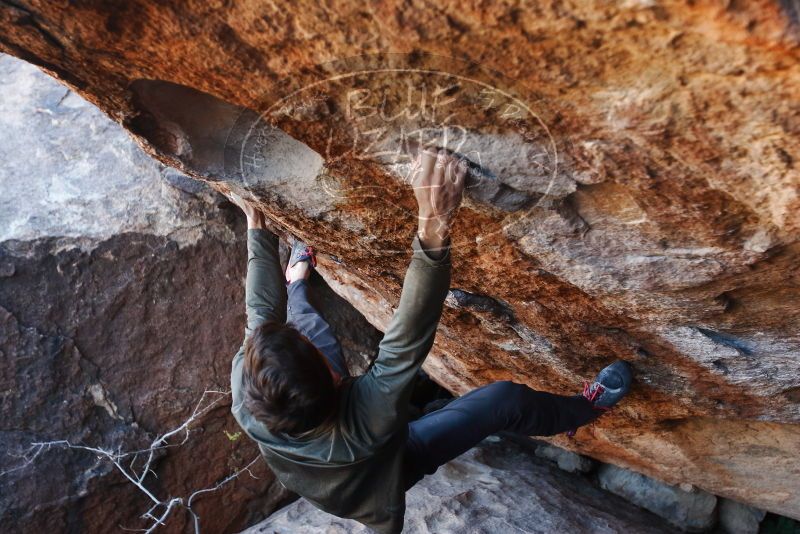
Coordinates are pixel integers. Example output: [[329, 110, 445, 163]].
[[242, 321, 338, 436]]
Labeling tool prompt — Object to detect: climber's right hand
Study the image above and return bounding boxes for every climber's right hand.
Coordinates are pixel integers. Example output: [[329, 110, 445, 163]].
[[410, 148, 467, 254]]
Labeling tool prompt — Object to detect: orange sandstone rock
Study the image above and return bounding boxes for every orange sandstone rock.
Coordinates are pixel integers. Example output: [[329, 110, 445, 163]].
[[2, 0, 798, 520]]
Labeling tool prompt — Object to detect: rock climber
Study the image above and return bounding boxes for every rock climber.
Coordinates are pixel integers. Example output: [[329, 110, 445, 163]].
[[228, 147, 633, 533]]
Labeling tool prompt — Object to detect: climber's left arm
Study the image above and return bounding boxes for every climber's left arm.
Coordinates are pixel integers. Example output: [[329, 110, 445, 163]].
[[243, 227, 287, 335], [226, 192, 287, 335], [228, 193, 287, 424]]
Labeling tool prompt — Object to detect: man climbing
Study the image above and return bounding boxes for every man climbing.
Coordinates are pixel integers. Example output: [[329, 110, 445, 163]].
[[229, 148, 633, 533]]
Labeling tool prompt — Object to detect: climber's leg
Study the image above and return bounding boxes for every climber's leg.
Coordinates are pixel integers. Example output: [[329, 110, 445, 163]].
[[402, 381, 598, 489], [286, 279, 350, 378], [283, 240, 349, 377]]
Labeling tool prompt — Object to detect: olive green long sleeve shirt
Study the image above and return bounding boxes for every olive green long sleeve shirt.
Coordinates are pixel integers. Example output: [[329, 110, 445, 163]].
[[231, 229, 451, 533]]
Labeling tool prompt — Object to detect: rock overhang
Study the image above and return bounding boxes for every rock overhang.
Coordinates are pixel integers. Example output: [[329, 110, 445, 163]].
[[1, 0, 799, 519]]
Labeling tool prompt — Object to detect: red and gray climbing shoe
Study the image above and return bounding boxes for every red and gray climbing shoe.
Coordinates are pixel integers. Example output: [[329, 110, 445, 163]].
[[287, 240, 317, 281], [568, 360, 633, 437], [583, 360, 633, 409]]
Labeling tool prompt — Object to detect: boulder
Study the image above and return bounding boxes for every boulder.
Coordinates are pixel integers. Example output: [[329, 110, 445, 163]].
[[243, 436, 678, 534], [1, 0, 799, 521], [719, 498, 767, 534], [534, 441, 595, 474], [0, 53, 382, 533], [598, 464, 717, 532]]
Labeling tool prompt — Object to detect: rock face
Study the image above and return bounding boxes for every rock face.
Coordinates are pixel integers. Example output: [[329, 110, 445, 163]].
[[1, 0, 799, 521], [718, 498, 768, 534], [598, 464, 718, 532], [534, 441, 595, 474], [0, 54, 382, 533], [243, 436, 678, 534]]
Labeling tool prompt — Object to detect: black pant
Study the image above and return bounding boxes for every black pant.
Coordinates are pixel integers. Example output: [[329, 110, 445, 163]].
[[286, 280, 599, 490], [286, 279, 349, 378], [402, 381, 598, 489]]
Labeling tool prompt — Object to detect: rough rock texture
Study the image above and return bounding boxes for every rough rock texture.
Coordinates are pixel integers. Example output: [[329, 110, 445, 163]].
[[243, 436, 678, 534], [598, 464, 718, 532], [534, 441, 595, 474], [1, 0, 800, 520], [718, 498, 767, 534], [0, 54, 382, 533]]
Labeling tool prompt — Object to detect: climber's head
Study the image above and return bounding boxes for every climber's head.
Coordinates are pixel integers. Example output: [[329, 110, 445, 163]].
[[241, 321, 339, 436]]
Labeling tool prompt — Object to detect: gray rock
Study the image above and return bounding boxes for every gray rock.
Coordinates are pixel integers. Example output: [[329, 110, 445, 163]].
[[0, 54, 230, 248], [5, 3, 800, 520], [0, 52, 280, 533], [719, 498, 767, 534], [597, 464, 718, 532], [243, 437, 677, 534], [534, 441, 595, 473], [0, 53, 381, 533]]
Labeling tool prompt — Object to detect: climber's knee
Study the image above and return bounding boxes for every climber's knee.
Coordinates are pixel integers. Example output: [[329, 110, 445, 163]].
[[485, 380, 531, 409]]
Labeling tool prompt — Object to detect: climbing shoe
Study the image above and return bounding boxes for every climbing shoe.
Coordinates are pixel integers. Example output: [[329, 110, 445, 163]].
[[582, 360, 633, 410], [567, 361, 632, 437], [286, 240, 317, 282], [288, 240, 317, 268]]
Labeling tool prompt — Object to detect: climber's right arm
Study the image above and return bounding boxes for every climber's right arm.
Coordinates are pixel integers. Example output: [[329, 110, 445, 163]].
[[348, 149, 466, 443]]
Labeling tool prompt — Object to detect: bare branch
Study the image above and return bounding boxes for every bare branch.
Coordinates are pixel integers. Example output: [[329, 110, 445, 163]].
[[186, 456, 260, 533], [1, 389, 258, 533]]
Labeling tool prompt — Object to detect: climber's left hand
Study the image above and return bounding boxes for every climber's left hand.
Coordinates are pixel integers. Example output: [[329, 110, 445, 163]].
[[224, 191, 266, 230]]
